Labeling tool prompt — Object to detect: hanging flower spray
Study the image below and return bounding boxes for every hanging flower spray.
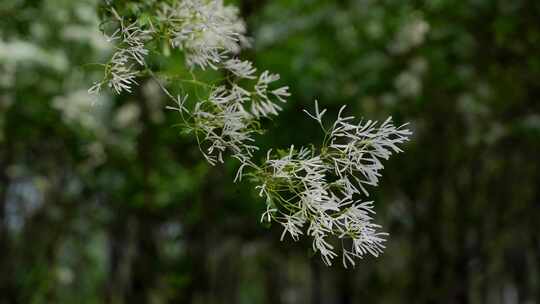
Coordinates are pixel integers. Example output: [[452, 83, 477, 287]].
[[90, 0, 411, 267]]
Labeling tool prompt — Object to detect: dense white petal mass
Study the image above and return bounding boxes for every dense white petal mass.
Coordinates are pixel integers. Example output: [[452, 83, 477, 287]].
[[160, 0, 248, 69]]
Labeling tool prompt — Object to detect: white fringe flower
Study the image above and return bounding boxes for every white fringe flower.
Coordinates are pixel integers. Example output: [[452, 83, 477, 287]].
[[254, 102, 411, 267], [89, 11, 152, 95], [190, 85, 259, 166], [160, 0, 248, 69], [224, 58, 257, 79], [251, 71, 290, 118]]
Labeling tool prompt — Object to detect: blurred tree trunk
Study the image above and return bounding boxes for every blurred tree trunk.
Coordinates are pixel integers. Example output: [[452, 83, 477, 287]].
[[19, 169, 77, 303], [264, 256, 282, 304], [338, 270, 352, 304], [105, 211, 135, 304], [534, 178, 540, 304], [182, 232, 209, 303], [406, 106, 451, 304], [126, 216, 158, 304], [311, 259, 322, 304], [181, 168, 226, 303], [124, 85, 159, 304], [0, 128, 17, 304], [452, 162, 475, 304]]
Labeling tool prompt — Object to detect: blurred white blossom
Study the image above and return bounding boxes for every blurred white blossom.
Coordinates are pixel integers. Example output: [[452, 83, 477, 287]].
[[114, 102, 141, 129], [395, 71, 421, 98], [394, 57, 428, 98], [83, 141, 107, 169], [0, 39, 68, 71], [389, 17, 429, 54], [53, 90, 104, 132]]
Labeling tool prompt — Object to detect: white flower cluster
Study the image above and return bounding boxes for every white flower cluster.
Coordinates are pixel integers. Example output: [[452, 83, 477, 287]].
[[89, 1, 411, 268], [89, 11, 152, 95], [251, 71, 290, 118], [171, 71, 289, 167], [255, 102, 411, 267], [188, 85, 258, 165], [92, 2, 289, 169], [223, 58, 256, 79], [159, 0, 249, 69], [155, 1, 289, 168]]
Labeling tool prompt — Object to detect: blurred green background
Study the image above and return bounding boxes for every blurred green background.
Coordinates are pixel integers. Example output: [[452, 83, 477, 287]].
[[1, 0, 539, 303]]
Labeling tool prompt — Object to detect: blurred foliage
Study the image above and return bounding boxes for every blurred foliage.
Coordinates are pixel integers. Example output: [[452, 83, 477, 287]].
[[0, 0, 539, 303]]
